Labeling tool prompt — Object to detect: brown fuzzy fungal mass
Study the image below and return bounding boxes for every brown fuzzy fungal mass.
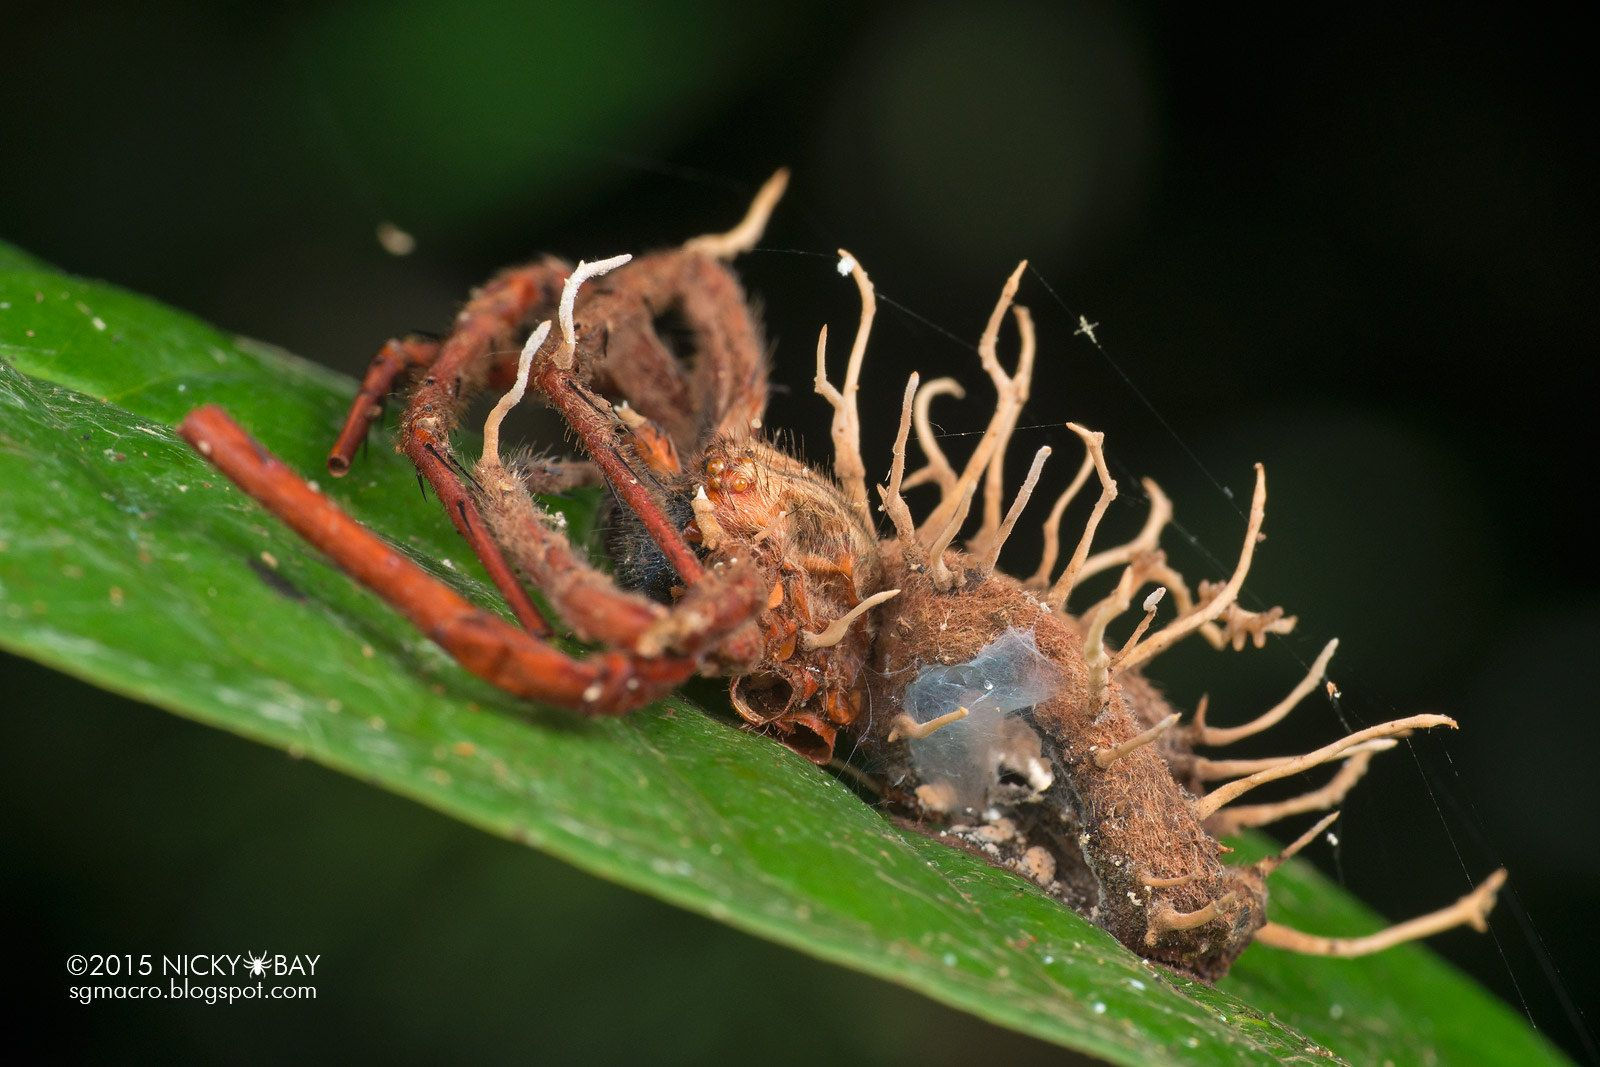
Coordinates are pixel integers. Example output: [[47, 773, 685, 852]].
[[866, 548, 1267, 977]]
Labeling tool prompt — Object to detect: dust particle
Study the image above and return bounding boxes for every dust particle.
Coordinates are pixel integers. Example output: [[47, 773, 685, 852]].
[[376, 222, 416, 256]]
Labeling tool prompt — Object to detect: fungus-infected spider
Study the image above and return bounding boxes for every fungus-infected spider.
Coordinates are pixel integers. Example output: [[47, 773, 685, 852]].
[[179, 172, 1504, 979]]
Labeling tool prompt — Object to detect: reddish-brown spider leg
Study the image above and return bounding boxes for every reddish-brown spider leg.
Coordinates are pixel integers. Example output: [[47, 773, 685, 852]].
[[180, 405, 695, 712], [475, 454, 768, 664], [533, 364, 706, 586], [519, 249, 772, 591], [328, 333, 536, 478], [326, 334, 442, 476], [468, 292, 766, 669], [399, 258, 572, 636], [575, 250, 770, 453]]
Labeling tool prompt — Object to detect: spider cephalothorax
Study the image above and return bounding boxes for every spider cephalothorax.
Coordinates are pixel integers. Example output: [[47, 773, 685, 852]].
[[691, 437, 888, 759], [179, 170, 1504, 980]]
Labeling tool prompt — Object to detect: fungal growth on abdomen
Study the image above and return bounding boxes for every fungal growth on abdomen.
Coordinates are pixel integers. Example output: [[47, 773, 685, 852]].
[[822, 251, 1505, 980]]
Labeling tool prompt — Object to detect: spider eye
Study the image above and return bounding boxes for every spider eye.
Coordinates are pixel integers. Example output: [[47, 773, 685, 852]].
[[729, 474, 753, 494], [706, 458, 725, 476]]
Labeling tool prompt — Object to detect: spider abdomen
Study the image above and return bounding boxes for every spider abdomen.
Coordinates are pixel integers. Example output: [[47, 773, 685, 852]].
[[600, 489, 698, 604], [865, 550, 1266, 978]]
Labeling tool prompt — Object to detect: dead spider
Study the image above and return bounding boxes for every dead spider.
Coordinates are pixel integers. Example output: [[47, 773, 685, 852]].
[[178, 171, 1504, 980]]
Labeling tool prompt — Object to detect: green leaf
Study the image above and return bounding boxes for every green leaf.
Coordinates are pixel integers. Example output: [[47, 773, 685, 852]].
[[0, 244, 1565, 1066]]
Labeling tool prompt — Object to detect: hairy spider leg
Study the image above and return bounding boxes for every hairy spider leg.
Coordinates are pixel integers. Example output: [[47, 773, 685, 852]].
[[327, 316, 557, 479], [488, 176, 784, 598], [327, 333, 442, 476], [569, 249, 770, 452], [528, 250, 775, 589], [559, 269, 696, 451], [475, 446, 767, 661], [180, 405, 696, 713], [474, 328, 767, 664], [398, 258, 573, 636]]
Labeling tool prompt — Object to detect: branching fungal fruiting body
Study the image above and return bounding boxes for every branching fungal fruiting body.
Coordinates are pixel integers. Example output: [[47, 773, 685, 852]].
[[178, 171, 1504, 980]]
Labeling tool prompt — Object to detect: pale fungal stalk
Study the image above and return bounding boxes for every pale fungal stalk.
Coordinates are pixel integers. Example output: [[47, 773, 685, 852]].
[[814, 249, 876, 524], [479, 321, 551, 470], [1027, 445, 1096, 588], [802, 589, 901, 650], [1044, 423, 1116, 610], [1117, 464, 1266, 670], [1255, 870, 1507, 957], [974, 445, 1050, 578], [1188, 639, 1340, 747], [918, 262, 1032, 540], [901, 377, 966, 493], [1195, 713, 1457, 819], [879, 373, 922, 547], [682, 168, 790, 259], [554, 254, 633, 370]]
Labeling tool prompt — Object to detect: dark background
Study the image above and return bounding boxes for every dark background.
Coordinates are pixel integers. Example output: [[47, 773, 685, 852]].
[[3, 2, 1594, 1062]]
